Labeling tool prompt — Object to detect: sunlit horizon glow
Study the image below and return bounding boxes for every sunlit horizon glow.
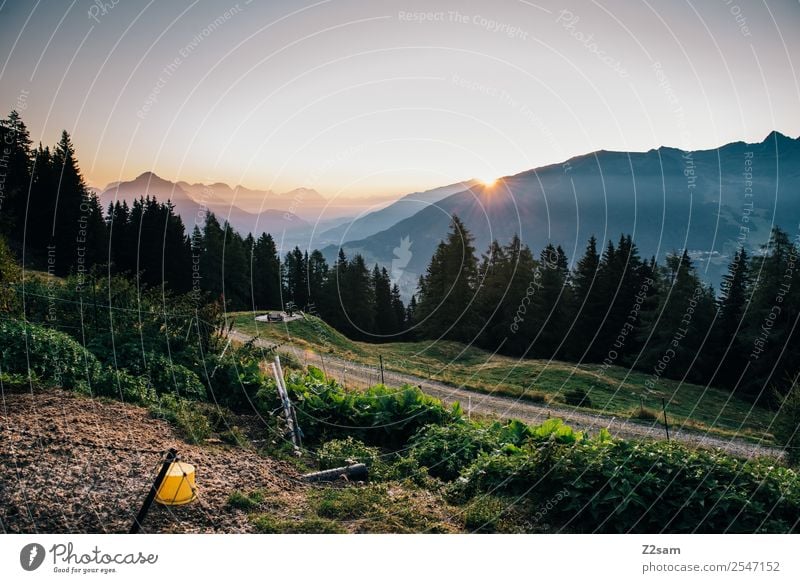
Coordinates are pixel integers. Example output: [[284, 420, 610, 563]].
[[1, 0, 799, 203]]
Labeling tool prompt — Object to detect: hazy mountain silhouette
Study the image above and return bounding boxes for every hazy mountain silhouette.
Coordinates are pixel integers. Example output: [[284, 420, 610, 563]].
[[98, 172, 309, 236], [327, 132, 800, 298], [314, 180, 479, 246]]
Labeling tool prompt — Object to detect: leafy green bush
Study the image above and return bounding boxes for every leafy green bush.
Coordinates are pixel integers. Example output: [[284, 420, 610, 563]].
[[205, 345, 272, 409], [0, 319, 102, 392], [317, 437, 381, 470], [149, 393, 212, 444], [97, 368, 156, 404], [140, 354, 206, 400], [409, 422, 504, 480], [258, 370, 455, 448], [450, 438, 800, 533]]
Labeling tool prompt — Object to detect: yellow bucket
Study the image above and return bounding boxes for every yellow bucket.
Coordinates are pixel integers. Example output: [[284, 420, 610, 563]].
[[155, 461, 197, 505]]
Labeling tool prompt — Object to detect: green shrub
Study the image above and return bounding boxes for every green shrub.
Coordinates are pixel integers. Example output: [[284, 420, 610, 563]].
[[450, 438, 800, 533], [0, 319, 102, 391], [206, 346, 271, 410], [145, 354, 206, 400], [409, 422, 503, 481], [260, 371, 455, 449], [150, 394, 212, 444], [97, 368, 156, 404], [317, 437, 380, 470]]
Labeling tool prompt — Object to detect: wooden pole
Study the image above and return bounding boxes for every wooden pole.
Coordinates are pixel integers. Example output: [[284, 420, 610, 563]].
[[273, 356, 301, 453], [661, 398, 670, 441], [130, 448, 178, 534], [302, 463, 368, 483], [379, 354, 385, 385]]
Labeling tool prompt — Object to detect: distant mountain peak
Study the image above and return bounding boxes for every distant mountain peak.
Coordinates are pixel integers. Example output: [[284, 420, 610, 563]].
[[134, 171, 164, 181], [762, 130, 794, 144]]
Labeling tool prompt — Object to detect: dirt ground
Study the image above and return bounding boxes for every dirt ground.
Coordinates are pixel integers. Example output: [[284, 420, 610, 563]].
[[0, 388, 303, 533]]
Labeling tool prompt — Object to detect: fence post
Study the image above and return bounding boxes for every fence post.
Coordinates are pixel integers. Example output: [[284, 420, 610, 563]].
[[379, 354, 385, 385], [661, 398, 670, 441], [273, 356, 301, 453], [130, 448, 178, 533]]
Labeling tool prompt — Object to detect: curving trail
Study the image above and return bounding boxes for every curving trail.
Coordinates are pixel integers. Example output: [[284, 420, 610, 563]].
[[229, 329, 784, 460]]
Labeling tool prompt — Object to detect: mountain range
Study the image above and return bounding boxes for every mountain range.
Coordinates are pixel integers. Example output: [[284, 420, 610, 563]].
[[325, 131, 800, 298], [96, 131, 800, 300]]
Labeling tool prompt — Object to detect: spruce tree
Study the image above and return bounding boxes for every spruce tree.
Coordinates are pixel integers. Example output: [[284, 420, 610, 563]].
[[0, 111, 33, 241], [714, 247, 751, 388], [372, 264, 396, 337], [414, 215, 479, 342], [252, 233, 281, 309]]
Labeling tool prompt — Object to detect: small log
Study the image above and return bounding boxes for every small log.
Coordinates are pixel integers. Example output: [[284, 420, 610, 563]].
[[302, 463, 368, 483]]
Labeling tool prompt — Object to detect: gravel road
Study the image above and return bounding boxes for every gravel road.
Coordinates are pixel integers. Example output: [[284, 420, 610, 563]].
[[230, 330, 785, 460]]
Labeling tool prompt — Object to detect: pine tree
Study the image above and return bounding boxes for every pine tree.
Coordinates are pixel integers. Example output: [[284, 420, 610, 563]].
[[49, 130, 103, 278], [414, 215, 479, 342], [740, 229, 800, 400], [372, 265, 396, 338], [308, 249, 328, 309], [283, 247, 308, 310], [390, 283, 406, 334], [343, 254, 375, 338], [405, 294, 417, 330], [713, 247, 751, 388], [569, 236, 603, 357], [637, 250, 715, 388], [222, 224, 249, 310], [0, 111, 33, 241], [252, 233, 281, 309], [199, 212, 225, 300], [527, 243, 572, 358], [319, 249, 349, 330]]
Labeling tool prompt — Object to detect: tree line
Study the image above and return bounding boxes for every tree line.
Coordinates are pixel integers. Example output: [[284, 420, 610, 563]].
[[411, 216, 800, 404], [0, 110, 408, 341]]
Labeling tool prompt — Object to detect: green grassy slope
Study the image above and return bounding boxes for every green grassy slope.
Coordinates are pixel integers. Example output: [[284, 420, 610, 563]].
[[229, 311, 777, 443]]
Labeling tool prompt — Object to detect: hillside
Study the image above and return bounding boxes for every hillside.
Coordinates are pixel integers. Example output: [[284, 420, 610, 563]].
[[0, 388, 461, 534], [230, 312, 779, 446], [328, 132, 800, 296]]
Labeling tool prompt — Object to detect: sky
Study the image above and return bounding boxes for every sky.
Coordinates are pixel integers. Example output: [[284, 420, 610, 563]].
[[1, 0, 799, 202]]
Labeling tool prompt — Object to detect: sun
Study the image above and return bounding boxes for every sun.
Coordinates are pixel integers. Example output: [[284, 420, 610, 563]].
[[479, 176, 497, 187]]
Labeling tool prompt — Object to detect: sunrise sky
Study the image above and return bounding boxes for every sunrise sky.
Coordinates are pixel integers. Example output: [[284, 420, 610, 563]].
[[1, 0, 799, 202]]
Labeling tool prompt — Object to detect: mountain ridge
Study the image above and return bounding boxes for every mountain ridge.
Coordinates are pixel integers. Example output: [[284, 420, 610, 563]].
[[327, 132, 800, 298]]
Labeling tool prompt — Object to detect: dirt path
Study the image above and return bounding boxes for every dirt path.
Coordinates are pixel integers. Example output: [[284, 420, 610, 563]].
[[0, 389, 302, 534], [231, 329, 785, 460]]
